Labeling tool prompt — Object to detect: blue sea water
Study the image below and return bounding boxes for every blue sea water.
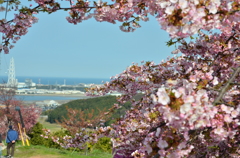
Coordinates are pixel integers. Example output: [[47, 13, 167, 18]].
[[0, 76, 110, 85]]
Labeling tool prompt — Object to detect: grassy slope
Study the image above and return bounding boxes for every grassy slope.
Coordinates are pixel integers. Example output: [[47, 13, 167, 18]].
[[47, 96, 122, 124], [37, 116, 62, 132], [47, 94, 143, 125], [7, 117, 111, 158], [1, 145, 112, 158]]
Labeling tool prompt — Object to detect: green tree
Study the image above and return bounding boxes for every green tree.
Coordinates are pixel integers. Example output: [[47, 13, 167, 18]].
[[28, 122, 45, 145]]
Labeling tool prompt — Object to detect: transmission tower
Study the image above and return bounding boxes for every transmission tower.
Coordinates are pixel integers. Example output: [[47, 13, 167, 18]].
[[7, 57, 18, 88]]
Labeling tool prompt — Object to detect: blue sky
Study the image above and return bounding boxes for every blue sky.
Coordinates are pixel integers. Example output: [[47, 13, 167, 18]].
[[0, 7, 175, 79]]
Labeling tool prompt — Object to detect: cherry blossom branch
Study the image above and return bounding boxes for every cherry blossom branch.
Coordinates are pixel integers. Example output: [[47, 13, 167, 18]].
[[213, 66, 240, 106], [225, 33, 236, 45], [230, 82, 240, 85], [58, 6, 96, 10], [149, 122, 166, 133], [3, 0, 15, 2], [222, 102, 235, 107]]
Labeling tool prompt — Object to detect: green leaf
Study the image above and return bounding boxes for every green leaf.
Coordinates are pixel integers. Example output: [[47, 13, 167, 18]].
[[122, 22, 129, 26], [93, 1, 98, 6], [103, 2, 108, 6], [0, 0, 4, 4], [166, 39, 174, 47]]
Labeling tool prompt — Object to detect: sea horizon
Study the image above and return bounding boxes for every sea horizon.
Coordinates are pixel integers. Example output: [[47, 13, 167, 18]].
[[0, 76, 110, 85]]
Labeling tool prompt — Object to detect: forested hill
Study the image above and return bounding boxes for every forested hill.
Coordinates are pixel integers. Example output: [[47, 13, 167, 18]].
[[46, 94, 142, 125]]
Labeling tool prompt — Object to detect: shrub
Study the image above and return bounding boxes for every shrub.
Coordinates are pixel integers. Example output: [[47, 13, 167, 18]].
[[44, 129, 71, 149], [28, 122, 45, 145], [94, 137, 112, 153], [29, 123, 112, 154], [28, 122, 69, 149]]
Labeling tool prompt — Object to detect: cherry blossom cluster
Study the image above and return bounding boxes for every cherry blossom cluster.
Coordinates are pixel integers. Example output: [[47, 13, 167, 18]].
[[1, 0, 240, 53], [0, 13, 38, 54], [18, 0, 240, 34], [1, 0, 239, 157], [43, 128, 96, 149], [41, 107, 114, 151], [42, 126, 114, 150], [85, 22, 239, 157], [130, 81, 239, 157], [41, 129, 51, 139], [0, 100, 41, 136], [88, 69, 238, 157]]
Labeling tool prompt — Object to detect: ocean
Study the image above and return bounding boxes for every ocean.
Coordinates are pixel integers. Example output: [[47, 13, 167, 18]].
[[0, 76, 110, 85]]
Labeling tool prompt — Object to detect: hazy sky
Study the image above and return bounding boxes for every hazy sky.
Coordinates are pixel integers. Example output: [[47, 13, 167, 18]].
[[0, 8, 175, 79]]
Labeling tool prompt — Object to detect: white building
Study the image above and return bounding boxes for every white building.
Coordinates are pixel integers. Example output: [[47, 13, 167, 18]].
[[108, 91, 122, 97], [35, 100, 60, 108]]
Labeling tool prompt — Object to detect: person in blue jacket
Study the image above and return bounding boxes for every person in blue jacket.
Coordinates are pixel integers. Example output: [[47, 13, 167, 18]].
[[6, 125, 18, 158]]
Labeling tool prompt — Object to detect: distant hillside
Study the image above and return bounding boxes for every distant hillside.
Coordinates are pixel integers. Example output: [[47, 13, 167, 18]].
[[46, 94, 143, 125]]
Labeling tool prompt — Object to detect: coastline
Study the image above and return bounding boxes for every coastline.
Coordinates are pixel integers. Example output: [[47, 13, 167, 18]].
[[17, 93, 91, 98], [16, 93, 92, 105]]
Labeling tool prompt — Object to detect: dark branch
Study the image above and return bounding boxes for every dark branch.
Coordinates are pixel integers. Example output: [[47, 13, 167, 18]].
[[213, 66, 240, 106], [152, 153, 160, 158], [59, 6, 96, 10], [149, 122, 166, 133], [230, 82, 240, 85], [225, 33, 236, 45], [220, 102, 235, 107]]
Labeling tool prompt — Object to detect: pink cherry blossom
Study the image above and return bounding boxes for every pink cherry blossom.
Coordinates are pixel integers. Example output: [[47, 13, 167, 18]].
[[157, 139, 168, 149], [3, 0, 239, 157], [156, 87, 170, 105], [224, 114, 232, 123]]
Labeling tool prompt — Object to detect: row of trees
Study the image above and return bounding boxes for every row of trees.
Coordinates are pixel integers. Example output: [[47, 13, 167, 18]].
[[46, 95, 131, 124], [0, 0, 239, 157], [46, 94, 143, 125]]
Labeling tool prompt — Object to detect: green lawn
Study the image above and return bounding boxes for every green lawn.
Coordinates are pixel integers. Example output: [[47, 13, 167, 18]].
[[37, 116, 62, 132], [0, 117, 112, 158], [1, 144, 112, 158]]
